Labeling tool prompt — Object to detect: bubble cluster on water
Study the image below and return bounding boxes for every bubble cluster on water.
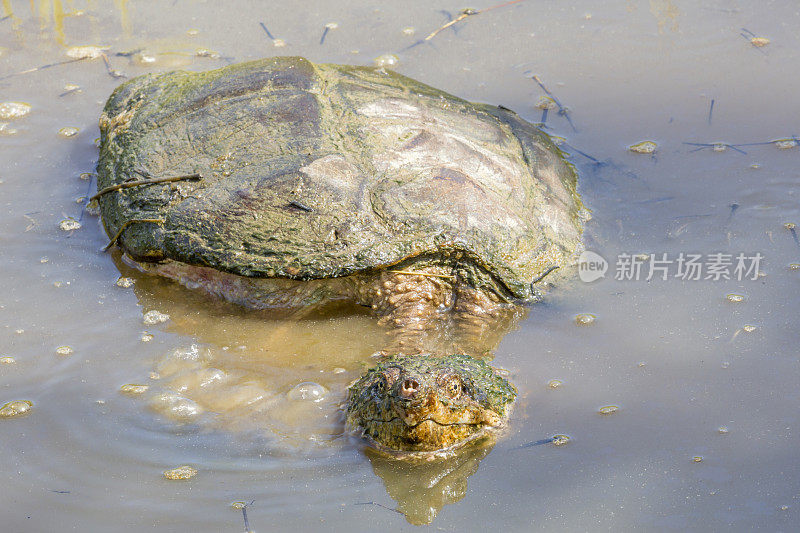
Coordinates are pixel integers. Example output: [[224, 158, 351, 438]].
[[0, 102, 31, 120], [58, 127, 79, 138], [629, 141, 657, 154], [287, 382, 328, 403], [163, 465, 197, 480], [116, 277, 135, 288], [119, 384, 149, 395], [55, 345, 74, 356], [148, 392, 203, 422], [59, 219, 82, 231], [0, 400, 33, 418], [143, 310, 170, 325]]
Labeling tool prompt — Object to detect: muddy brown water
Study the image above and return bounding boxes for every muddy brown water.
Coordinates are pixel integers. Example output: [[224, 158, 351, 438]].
[[1, 1, 799, 531]]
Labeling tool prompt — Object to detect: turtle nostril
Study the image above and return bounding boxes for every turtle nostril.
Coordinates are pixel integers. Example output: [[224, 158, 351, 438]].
[[401, 378, 419, 397]]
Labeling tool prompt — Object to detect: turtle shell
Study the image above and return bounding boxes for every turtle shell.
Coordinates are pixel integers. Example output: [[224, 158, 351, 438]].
[[96, 57, 584, 301]]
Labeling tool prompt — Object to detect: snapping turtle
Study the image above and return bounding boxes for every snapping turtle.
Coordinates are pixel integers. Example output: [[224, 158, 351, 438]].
[[96, 57, 584, 454]]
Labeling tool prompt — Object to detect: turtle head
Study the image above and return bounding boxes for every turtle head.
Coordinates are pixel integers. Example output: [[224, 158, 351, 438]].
[[346, 354, 516, 454]]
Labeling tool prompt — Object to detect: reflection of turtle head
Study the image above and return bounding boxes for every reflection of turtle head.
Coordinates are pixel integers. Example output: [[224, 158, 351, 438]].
[[347, 354, 515, 454], [365, 440, 494, 525]]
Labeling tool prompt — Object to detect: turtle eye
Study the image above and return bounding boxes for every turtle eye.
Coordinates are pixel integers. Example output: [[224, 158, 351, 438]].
[[445, 376, 462, 398]]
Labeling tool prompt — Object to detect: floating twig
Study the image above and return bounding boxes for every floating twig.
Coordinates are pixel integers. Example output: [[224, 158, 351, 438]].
[[0, 57, 88, 81], [436, 10, 464, 36], [354, 501, 403, 515], [115, 48, 144, 57], [708, 99, 715, 125], [734, 140, 780, 147], [103, 218, 164, 252], [90, 173, 202, 202], [531, 75, 577, 132], [423, 8, 476, 42], [259, 22, 275, 40], [388, 270, 455, 280], [685, 136, 800, 153], [683, 141, 747, 154], [100, 53, 125, 78], [407, 0, 529, 50]]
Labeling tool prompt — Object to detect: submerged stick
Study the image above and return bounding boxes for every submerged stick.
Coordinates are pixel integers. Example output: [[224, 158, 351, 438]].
[[560, 141, 602, 164], [90, 174, 202, 202], [518, 437, 556, 448], [531, 75, 577, 132], [103, 219, 164, 252], [100, 53, 125, 78], [708, 99, 715, 125]]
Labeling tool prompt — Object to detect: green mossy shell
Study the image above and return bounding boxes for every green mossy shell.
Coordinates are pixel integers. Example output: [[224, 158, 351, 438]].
[[96, 57, 583, 301]]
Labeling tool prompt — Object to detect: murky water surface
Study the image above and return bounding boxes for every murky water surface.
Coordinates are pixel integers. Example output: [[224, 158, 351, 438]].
[[2, 1, 799, 530]]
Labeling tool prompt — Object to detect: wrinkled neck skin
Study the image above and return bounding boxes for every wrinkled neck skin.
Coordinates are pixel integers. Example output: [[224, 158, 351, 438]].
[[360, 264, 526, 358]]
